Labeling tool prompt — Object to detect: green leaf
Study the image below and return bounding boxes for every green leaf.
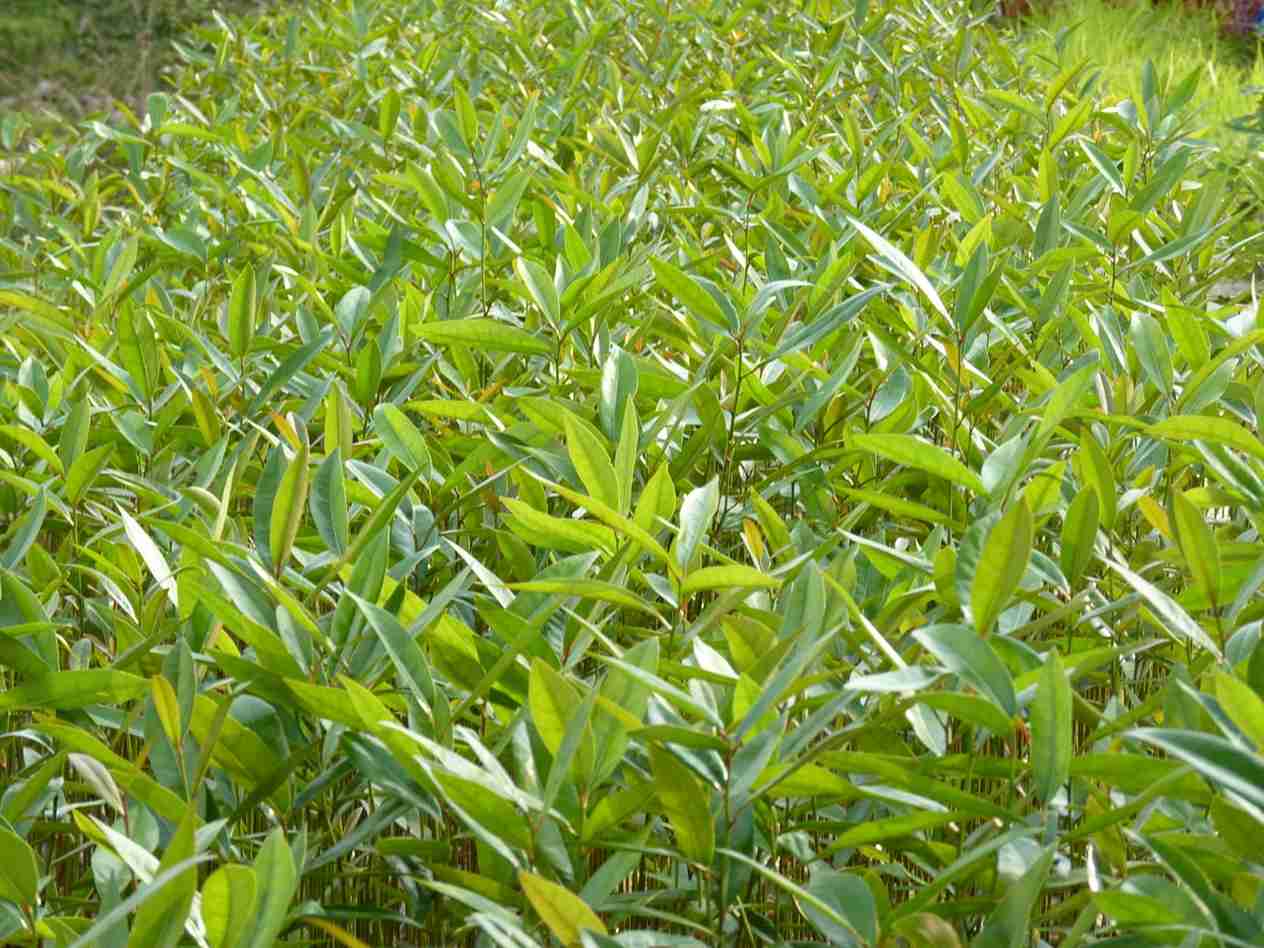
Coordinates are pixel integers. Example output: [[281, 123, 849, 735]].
[[841, 487, 951, 526], [970, 499, 1032, 635], [503, 498, 615, 554], [268, 437, 309, 575], [972, 846, 1053, 948], [151, 675, 183, 750], [514, 257, 561, 328], [1075, 430, 1116, 530], [1060, 489, 1099, 586], [851, 433, 984, 493], [0, 827, 40, 907], [1129, 311, 1174, 393], [1149, 415, 1264, 465], [508, 579, 662, 619], [547, 478, 677, 577], [529, 659, 581, 756], [849, 215, 948, 319], [649, 256, 729, 331], [415, 318, 551, 355], [913, 624, 1017, 718], [889, 914, 963, 948], [121, 510, 178, 610], [519, 871, 607, 946], [651, 745, 714, 864], [202, 865, 258, 948], [240, 829, 297, 948], [680, 565, 781, 595], [129, 808, 197, 948], [1030, 651, 1072, 802], [592, 639, 658, 783], [373, 404, 431, 472], [58, 397, 91, 472], [1079, 140, 1125, 195], [563, 413, 621, 512], [227, 267, 256, 359], [0, 488, 46, 570], [0, 669, 148, 710], [316, 466, 422, 594], [676, 478, 719, 569], [1105, 558, 1221, 658], [64, 444, 114, 505], [349, 593, 437, 712], [1170, 490, 1220, 606], [311, 449, 349, 557], [634, 464, 676, 536], [1214, 672, 1264, 751], [378, 88, 401, 139], [803, 868, 878, 946], [0, 424, 64, 475], [1130, 728, 1264, 819]]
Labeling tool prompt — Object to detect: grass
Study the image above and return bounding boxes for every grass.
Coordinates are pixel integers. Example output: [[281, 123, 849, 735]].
[[1018, 0, 1264, 145], [0, 0, 270, 118]]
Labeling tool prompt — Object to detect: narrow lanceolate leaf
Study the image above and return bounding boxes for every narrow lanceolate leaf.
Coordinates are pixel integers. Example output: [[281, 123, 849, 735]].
[[268, 438, 309, 575], [241, 829, 298, 948], [415, 318, 551, 355], [676, 478, 719, 569], [851, 433, 985, 493], [1060, 489, 1099, 586], [311, 449, 349, 556], [0, 827, 40, 907], [1105, 558, 1221, 659], [1170, 490, 1220, 605], [519, 871, 607, 946], [680, 564, 780, 595], [1131, 729, 1264, 820], [65, 444, 114, 505], [650, 256, 729, 331], [0, 488, 46, 569], [1079, 139, 1125, 195], [1148, 415, 1264, 465], [202, 865, 258, 948], [1030, 651, 1072, 803], [529, 659, 582, 755], [0, 669, 148, 710], [651, 745, 715, 864], [971, 499, 1033, 635], [151, 675, 183, 749], [514, 256, 561, 328], [1215, 672, 1264, 751], [974, 846, 1054, 948], [227, 266, 256, 359], [849, 216, 948, 318], [508, 579, 663, 619], [129, 807, 198, 948], [547, 479, 677, 576], [1033, 362, 1096, 447], [122, 511, 178, 609], [373, 403, 431, 472], [563, 413, 621, 512], [913, 624, 1017, 718]]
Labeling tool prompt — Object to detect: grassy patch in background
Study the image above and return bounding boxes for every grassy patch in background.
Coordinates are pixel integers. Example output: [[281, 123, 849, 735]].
[[0, 0, 270, 117], [1017, 0, 1264, 146]]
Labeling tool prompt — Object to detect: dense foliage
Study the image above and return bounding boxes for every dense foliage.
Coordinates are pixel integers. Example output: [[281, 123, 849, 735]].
[[2, 0, 1264, 944]]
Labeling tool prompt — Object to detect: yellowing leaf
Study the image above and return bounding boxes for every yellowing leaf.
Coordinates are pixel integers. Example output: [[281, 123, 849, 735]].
[[519, 871, 607, 945], [681, 564, 780, 595]]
